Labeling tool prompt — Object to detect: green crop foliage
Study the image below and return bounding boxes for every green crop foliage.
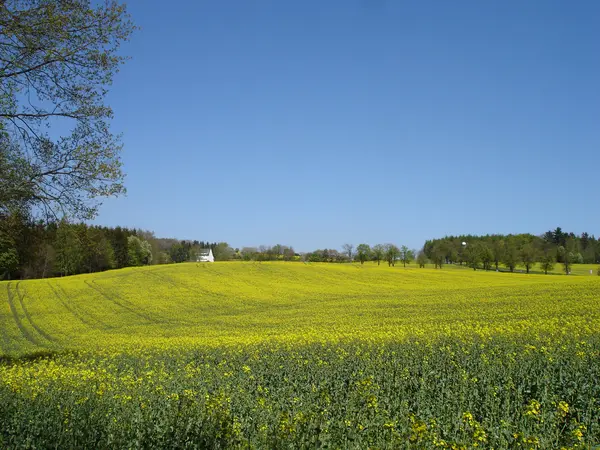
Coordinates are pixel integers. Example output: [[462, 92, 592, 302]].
[[1, 262, 599, 448]]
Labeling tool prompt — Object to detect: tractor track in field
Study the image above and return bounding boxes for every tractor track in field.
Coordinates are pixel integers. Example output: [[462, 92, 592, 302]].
[[15, 282, 58, 343], [144, 268, 228, 300], [140, 270, 215, 324], [84, 280, 172, 325], [5, 283, 46, 347], [47, 282, 112, 330]]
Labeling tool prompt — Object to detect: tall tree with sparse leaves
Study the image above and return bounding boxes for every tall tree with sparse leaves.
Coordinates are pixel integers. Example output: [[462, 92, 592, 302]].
[[399, 245, 414, 267], [0, 0, 135, 219]]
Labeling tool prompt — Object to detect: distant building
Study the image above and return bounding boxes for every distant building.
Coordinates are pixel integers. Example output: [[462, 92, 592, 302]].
[[196, 248, 215, 263]]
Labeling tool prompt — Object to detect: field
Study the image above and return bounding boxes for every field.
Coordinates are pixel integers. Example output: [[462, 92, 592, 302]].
[[1, 262, 599, 448]]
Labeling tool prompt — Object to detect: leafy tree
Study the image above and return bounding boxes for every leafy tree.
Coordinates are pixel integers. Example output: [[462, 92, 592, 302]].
[[464, 243, 481, 270], [0, 0, 135, 219], [491, 240, 505, 271], [372, 244, 385, 266], [503, 241, 519, 273], [156, 251, 171, 265], [432, 243, 445, 269], [583, 246, 596, 265], [96, 235, 116, 271], [384, 244, 400, 267], [282, 246, 296, 261], [0, 231, 18, 279], [54, 218, 81, 276], [480, 244, 494, 271], [76, 224, 95, 273], [141, 240, 152, 264], [213, 242, 233, 261], [580, 232, 590, 250], [520, 244, 538, 274], [127, 236, 151, 266], [552, 227, 566, 246], [127, 236, 141, 266], [0, 138, 33, 215], [558, 246, 573, 275], [446, 244, 459, 265], [416, 250, 427, 268], [169, 242, 187, 263], [539, 253, 555, 275], [356, 244, 371, 265], [111, 226, 130, 268], [399, 245, 414, 267], [241, 247, 258, 261]]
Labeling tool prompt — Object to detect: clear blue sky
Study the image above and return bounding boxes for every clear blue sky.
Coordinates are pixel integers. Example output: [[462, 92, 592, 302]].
[[95, 0, 600, 251]]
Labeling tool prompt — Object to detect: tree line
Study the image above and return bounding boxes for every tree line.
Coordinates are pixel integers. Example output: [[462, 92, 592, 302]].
[[0, 212, 233, 280], [423, 228, 600, 274], [304, 244, 418, 267]]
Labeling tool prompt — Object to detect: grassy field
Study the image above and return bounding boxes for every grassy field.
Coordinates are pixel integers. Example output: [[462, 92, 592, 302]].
[[1, 262, 599, 448]]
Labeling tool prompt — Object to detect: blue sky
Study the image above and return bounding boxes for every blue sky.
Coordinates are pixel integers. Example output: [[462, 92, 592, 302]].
[[95, 0, 600, 251]]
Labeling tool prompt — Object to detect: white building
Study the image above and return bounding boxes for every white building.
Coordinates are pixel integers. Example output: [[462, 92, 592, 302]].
[[196, 248, 215, 263]]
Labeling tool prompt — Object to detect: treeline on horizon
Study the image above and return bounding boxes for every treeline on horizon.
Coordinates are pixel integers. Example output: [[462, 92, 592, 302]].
[[423, 227, 600, 274], [0, 211, 230, 280], [1, 211, 599, 281]]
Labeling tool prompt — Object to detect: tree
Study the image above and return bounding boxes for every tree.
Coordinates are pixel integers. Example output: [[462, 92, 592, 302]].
[[552, 227, 566, 246], [503, 241, 519, 273], [480, 244, 494, 271], [491, 240, 504, 271], [282, 246, 295, 261], [156, 251, 171, 264], [169, 242, 187, 263], [520, 244, 537, 274], [342, 244, 354, 261], [583, 245, 596, 264], [241, 247, 258, 261], [539, 253, 555, 275], [0, 138, 33, 215], [127, 236, 151, 266], [356, 244, 371, 265], [464, 243, 482, 270], [580, 232, 590, 250], [384, 244, 400, 267], [416, 250, 427, 268], [372, 244, 385, 266], [213, 242, 233, 261], [0, 231, 18, 279], [399, 245, 414, 267], [110, 226, 129, 268], [432, 243, 445, 269], [0, 1, 135, 219], [558, 246, 573, 275], [54, 218, 81, 276]]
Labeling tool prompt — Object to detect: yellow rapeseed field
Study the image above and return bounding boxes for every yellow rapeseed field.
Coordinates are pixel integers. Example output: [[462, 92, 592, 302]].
[[1, 262, 599, 448]]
